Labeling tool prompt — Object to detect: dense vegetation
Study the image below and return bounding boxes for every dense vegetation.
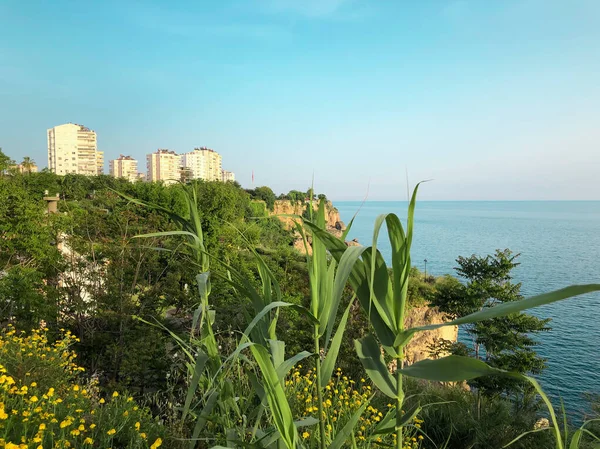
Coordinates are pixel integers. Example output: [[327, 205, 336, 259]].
[[1, 149, 599, 449]]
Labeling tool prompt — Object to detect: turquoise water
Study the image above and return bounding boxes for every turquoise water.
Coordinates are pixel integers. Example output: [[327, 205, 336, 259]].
[[335, 201, 600, 416]]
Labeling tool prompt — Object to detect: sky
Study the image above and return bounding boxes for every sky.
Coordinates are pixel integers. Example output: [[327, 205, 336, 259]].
[[1, 0, 599, 200]]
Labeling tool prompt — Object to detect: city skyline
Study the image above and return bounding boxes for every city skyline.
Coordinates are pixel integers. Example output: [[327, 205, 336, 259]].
[[1, 1, 599, 200], [42, 122, 236, 184]]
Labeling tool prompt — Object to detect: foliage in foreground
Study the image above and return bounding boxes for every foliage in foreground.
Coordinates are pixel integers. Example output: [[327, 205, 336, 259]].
[[129, 182, 600, 449], [2, 160, 600, 449], [0, 326, 166, 449]]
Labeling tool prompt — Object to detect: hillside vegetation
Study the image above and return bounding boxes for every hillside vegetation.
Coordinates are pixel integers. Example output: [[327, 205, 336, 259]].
[[1, 153, 599, 449]]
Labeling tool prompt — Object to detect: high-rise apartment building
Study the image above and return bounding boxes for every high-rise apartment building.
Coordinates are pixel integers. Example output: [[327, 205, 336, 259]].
[[47, 123, 103, 175], [109, 155, 139, 182], [221, 170, 235, 182], [146, 149, 181, 185], [180, 147, 222, 181]]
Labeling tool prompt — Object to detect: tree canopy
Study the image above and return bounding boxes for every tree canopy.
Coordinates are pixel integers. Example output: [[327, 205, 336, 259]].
[[431, 249, 551, 398]]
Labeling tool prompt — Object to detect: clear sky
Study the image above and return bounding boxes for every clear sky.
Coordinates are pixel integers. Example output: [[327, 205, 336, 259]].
[[1, 0, 599, 200]]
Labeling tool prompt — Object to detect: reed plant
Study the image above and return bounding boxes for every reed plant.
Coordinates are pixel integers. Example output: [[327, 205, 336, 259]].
[[121, 182, 600, 449], [304, 183, 600, 449]]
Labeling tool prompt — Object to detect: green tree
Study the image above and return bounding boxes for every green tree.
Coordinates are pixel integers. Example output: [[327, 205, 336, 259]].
[[287, 190, 304, 202], [0, 148, 14, 175], [250, 185, 277, 210], [430, 249, 550, 398], [0, 266, 56, 329], [21, 156, 36, 174]]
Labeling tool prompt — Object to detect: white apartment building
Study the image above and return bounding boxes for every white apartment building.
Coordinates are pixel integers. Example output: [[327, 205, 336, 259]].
[[47, 123, 104, 175], [109, 155, 139, 182], [180, 147, 222, 181], [221, 170, 235, 182], [146, 149, 181, 185]]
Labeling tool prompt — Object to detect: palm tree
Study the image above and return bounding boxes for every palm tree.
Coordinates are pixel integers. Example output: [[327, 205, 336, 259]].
[[21, 156, 35, 174]]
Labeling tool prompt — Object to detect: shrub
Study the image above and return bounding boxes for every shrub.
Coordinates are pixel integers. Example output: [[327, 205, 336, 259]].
[[0, 326, 167, 448]]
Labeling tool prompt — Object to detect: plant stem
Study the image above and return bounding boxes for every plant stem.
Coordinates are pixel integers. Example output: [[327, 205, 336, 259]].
[[314, 330, 326, 449], [395, 347, 405, 449]]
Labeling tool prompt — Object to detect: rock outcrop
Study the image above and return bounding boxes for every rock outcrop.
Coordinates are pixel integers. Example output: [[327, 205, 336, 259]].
[[271, 200, 345, 232], [270, 200, 350, 252], [403, 306, 458, 366]]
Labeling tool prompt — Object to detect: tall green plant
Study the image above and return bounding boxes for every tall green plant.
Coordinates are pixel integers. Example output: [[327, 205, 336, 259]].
[[292, 198, 359, 449], [304, 183, 600, 449], [121, 183, 313, 447]]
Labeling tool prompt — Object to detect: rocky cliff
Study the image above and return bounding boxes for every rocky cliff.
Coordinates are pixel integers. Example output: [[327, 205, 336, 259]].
[[271, 200, 347, 253], [403, 306, 458, 365], [271, 200, 345, 232]]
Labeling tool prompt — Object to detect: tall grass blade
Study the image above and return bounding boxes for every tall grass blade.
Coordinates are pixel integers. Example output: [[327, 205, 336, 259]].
[[325, 246, 367, 349], [182, 351, 209, 422], [276, 351, 313, 382], [502, 428, 551, 448], [372, 402, 422, 436], [249, 344, 297, 449], [320, 298, 353, 385], [190, 389, 219, 449], [328, 398, 371, 449]]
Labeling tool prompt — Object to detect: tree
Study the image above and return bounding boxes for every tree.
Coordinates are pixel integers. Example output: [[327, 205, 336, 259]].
[[287, 190, 304, 202], [430, 249, 550, 399], [21, 156, 36, 174], [252, 186, 276, 211], [0, 148, 14, 175]]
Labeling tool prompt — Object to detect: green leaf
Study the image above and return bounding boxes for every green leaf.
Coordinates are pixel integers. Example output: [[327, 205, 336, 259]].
[[196, 272, 210, 300], [182, 350, 209, 423], [372, 402, 421, 435], [400, 284, 600, 344], [321, 297, 353, 386], [244, 301, 318, 345], [341, 215, 355, 241], [354, 335, 397, 399], [250, 344, 297, 449], [329, 396, 372, 449], [269, 339, 286, 371], [383, 213, 407, 325], [277, 351, 313, 382], [133, 230, 202, 247], [325, 246, 367, 348], [190, 389, 219, 449], [399, 355, 506, 382]]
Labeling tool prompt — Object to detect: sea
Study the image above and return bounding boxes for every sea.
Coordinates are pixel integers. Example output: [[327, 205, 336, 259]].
[[335, 201, 600, 417]]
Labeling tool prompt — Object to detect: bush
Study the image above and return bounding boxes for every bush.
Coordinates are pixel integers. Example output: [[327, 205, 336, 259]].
[[0, 326, 167, 448], [403, 379, 554, 449]]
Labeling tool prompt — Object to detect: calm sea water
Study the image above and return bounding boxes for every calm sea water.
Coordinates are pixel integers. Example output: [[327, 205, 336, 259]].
[[335, 201, 600, 416]]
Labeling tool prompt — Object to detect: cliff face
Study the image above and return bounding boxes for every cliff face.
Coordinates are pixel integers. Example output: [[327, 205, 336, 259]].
[[271, 200, 344, 232], [271, 200, 347, 254], [404, 306, 458, 365]]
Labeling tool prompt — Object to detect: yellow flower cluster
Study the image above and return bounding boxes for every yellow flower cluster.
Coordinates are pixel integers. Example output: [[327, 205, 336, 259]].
[[0, 326, 165, 449], [285, 367, 425, 449]]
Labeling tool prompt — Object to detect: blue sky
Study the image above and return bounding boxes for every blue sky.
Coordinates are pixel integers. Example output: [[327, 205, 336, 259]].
[[1, 0, 599, 200]]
